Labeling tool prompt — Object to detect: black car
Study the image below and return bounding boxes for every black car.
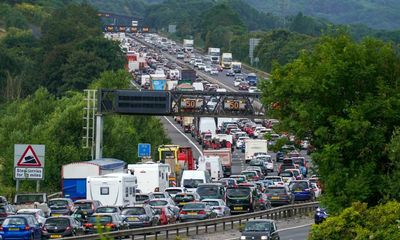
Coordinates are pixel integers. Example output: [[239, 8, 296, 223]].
[[240, 219, 280, 240], [42, 216, 84, 239], [0, 203, 16, 224]]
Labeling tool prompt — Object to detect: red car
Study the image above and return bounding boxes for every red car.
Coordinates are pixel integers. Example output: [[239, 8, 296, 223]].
[[238, 82, 250, 91]]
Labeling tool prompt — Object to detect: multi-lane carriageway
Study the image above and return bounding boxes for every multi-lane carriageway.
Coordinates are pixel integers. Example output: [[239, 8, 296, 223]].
[[127, 34, 313, 239]]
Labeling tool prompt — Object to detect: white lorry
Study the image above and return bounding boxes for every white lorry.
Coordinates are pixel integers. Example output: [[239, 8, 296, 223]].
[[183, 39, 194, 53], [221, 53, 233, 69], [232, 61, 242, 73], [208, 48, 221, 64], [86, 173, 137, 207], [197, 156, 223, 181], [244, 139, 268, 163], [127, 163, 170, 194]]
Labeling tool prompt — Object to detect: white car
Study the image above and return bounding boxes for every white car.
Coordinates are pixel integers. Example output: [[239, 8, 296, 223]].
[[176, 53, 185, 59], [207, 97, 218, 110], [202, 199, 230, 217], [204, 65, 212, 73], [236, 136, 250, 149], [311, 182, 322, 198], [210, 68, 219, 75], [16, 209, 47, 225], [264, 176, 285, 186], [197, 63, 206, 70], [234, 78, 243, 87], [165, 187, 187, 198], [248, 87, 259, 93]]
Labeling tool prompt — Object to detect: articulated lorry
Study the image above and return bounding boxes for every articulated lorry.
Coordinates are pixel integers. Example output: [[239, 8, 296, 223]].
[[208, 48, 221, 64], [183, 39, 194, 53], [221, 53, 233, 69]]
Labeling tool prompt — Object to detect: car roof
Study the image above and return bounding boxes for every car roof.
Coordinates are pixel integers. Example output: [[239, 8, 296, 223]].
[[91, 213, 117, 216], [246, 219, 274, 223], [17, 209, 42, 213]]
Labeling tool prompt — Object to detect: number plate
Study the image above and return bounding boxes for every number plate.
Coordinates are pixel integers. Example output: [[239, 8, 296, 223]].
[[188, 212, 197, 215], [128, 217, 138, 221], [234, 207, 243, 210], [94, 226, 104, 229], [8, 228, 19, 231], [271, 196, 279, 200], [50, 235, 62, 239], [52, 214, 61, 217], [180, 202, 188, 205]]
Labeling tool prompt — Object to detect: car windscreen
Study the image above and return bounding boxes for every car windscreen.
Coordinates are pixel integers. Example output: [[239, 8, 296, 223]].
[[96, 207, 117, 213], [88, 215, 112, 224], [149, 200, 168, 207], [45, 218, 70, 227], [183, 179, 204, 188], [226, 188, 251, 197], [121, 208, 145, 215], [244, 221, 271, 232]]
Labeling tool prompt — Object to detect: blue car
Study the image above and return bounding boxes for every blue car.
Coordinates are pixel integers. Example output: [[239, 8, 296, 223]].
[[0, 215, 42, 239], [315, 207, 328, 224], [289, 180, 315, 201]]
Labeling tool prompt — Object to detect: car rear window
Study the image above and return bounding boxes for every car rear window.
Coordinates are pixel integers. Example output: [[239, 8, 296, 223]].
[[88, 215, 112, 224], [153, 193, 166, 199], [96, 207, 118, 213], [121, 208, 145, 215], [45, 218, 70, 227], [149, 200, 168, 207], [182, 203, 205, 210], [202, 201, 219, 206], [165, 189, 181, 195], [74, 202, 92, 210], [49, 200, 68, 207], [266, 188, 286, 194], [136, 195, 149, 201], [3, 217, 26, 225], [174, 194, 194, 201]]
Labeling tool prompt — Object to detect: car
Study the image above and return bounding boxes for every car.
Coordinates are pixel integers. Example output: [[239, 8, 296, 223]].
[[83, 213, 128, 234], [176, 53, 185, 59], [179, 202, 216, 222], [255, 155, 274, 172], [173, 193, 201, 208], [152, 206, 177, 225], [148, 199, 180, 217], [265, 185, 294, 206], [234, 78, 243, 87], [245, 166, 263, 178], [289, 180, 315, 201], [279, 170, 296, 185], [314, 207, 328, 224], [201, 199, 230, 217], [48, 198, 75, 216], [218, 178, 238, 188], [204, 65, 212, 72], [248, 87, 259, 93], [241, 170, 261, 181], [210, 68, 219, 75], [264, 176, 285, 186], [285, 168, 303, 180], [230, 175, 247, 184], [240, 219, 280, 240], [95, 206, 122, 215], [236, 136, 249, 149], [0, 215, 42, 240], [197, 63, 206, 70], [42, 216, 84, 239], [121, 206, 159, 228], [0, 203, 16, 224], [165, 187, 187, 198], [310, 182, 322, 198], [249, 159, 268, 176], [238, 82, 250, 91], [73, 200, 102, 217], [135, 193, 156, 204], [226, 69, 235, 76], [16, 209, 46, 225]]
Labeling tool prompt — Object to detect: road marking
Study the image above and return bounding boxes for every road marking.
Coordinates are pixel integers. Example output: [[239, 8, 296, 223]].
[[163, 116, 203, 156]]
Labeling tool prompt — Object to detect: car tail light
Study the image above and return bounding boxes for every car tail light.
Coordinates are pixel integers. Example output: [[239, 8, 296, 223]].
[[24, 225, 30, 231], [198, 210, 206, 215], [0, 226, 3, 231], [66, 225, 72, 231], [259, 198, 265, 203], [105, 223, 116, 228], [180, 211, 187, 215], [84, 223, 93, 228]]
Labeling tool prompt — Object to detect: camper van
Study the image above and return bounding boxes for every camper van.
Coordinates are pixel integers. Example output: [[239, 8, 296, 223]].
[[86, 173, 137, 207], [127, 163, 170, 194]]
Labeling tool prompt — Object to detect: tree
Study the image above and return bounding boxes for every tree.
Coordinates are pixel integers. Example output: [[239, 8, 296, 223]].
[[260, 34, 400, 212]]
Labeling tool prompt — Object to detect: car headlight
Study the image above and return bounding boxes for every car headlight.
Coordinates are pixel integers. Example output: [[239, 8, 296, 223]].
[[240, 236, 246, 240], [261, 236, 269, 240]]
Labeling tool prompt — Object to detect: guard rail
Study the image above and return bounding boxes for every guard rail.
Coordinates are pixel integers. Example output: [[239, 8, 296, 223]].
[[61, 202, 318, 240]]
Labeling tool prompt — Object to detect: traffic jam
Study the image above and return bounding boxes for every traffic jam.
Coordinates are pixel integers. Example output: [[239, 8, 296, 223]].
[[0, 32, 324, 240]]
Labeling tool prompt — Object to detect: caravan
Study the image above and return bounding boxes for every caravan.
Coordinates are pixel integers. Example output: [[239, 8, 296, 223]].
[[127, 163, 170, 194], [86, 173, 137, 207], [197, 156, 223, 181]]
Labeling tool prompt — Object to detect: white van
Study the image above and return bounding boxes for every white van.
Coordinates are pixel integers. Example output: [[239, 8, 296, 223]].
[[127, 163, 170, 194], [199, 117, 217, 135], [192, 82, 204, 91], [86, 173, 137, 207], [181, 170, 211, 192], [197, 156, 223, 181]]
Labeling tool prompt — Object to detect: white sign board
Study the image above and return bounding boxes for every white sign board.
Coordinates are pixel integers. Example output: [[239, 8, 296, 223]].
[[132, 21, 138, 27], [14, 168, 44, 180], [14, 144, 45, 180]]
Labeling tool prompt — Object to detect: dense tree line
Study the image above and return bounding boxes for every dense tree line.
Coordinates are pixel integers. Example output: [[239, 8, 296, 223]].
[[0, 3, 170, 196]]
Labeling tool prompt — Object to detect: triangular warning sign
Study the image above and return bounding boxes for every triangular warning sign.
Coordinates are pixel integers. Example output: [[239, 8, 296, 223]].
[[17, 145, 42, 167]]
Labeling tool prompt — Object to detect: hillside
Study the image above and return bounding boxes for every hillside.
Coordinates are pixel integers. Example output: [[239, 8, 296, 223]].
[[247, 0, 400, 30]]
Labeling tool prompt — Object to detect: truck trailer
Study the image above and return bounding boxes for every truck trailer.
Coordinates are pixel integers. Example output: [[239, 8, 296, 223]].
[[127, 163, 170, 194]]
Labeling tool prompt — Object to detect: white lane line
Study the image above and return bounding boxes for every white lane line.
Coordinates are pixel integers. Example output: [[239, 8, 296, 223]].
[[163, 116, 203, 156], [276, 223, 313, 232]]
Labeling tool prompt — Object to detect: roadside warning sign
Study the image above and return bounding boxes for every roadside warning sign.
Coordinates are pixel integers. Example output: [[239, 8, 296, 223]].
[[16, 145, 41, 167]]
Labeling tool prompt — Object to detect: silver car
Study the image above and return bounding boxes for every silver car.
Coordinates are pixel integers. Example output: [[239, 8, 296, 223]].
[[201, 199, 231, 217]]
